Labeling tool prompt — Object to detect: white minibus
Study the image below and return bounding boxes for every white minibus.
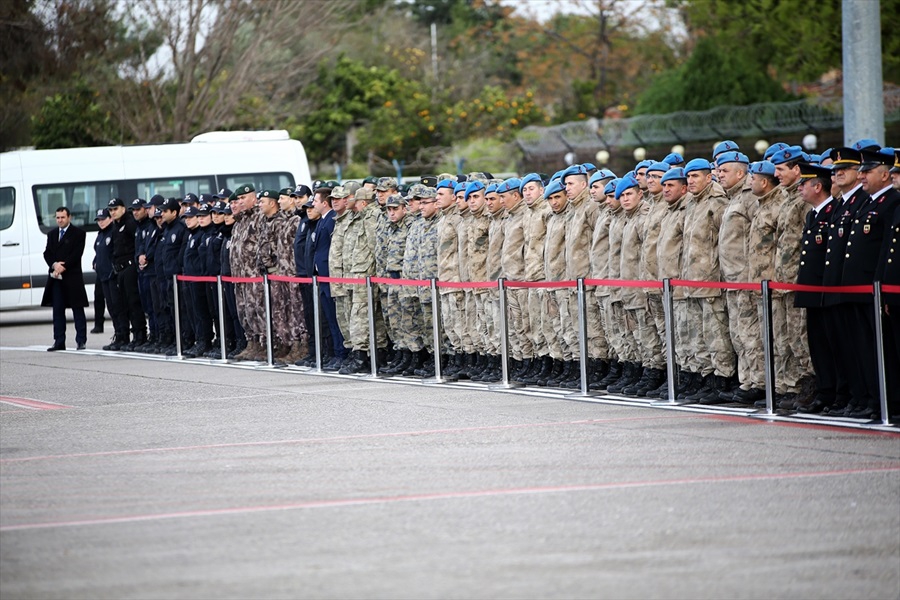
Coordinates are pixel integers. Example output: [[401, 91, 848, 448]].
[[0, 130, 310, 310]]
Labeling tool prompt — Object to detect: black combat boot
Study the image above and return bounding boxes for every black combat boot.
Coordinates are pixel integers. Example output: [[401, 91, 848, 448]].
[[401, 350, 425, 377], [596, 360, 622, 390]]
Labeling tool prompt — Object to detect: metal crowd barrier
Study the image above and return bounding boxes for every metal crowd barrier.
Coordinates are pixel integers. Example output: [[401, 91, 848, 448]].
[[173, 273, 899, 426]]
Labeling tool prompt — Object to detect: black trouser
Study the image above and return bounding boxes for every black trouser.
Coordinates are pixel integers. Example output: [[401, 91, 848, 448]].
[[138, 271, 156, 338], [93, 281, 106, 329], [300, 283, 315, 355], [51, 282, 86, 346], [223, 281, 244, 348], [189, 281, 213, 344], [843, 302, 878, 410], [115, 263, 146, 341], [806, 306, 837, 404], [101, 278, 127, 337]]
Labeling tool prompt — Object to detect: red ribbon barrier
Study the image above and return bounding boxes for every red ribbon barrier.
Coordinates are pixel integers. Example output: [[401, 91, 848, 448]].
[[584, 278, 664, 290], [268, 274, 314, 284], [221, 276, 264, 284], [768, 282, 873, 294], [506, 280, 577, 289], [436, 281, 499, 290], [370, 277, 431, 287], [176, 275, 218, 283], [884, 284, 900, 294], [316, 276, 367, 285]]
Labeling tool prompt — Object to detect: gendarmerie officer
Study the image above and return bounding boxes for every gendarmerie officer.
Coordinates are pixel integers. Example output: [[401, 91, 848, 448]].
[[876, 149, 900, 419], [793, 162, 840, 413], [837, 147, 900, 419]]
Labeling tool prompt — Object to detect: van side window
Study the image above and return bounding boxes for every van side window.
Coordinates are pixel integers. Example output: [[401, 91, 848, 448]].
[[135, 177, 215, 200], [222, 173, 293, 192], [33, 182, 118, 233], [0, 187, 14, 231]]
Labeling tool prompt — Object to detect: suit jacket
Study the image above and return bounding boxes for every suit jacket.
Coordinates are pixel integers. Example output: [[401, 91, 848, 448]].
[[312, 211, 336, 298], [41, 224, 89, 308]]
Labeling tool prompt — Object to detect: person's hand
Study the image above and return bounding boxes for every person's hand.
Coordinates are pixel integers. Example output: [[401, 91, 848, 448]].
[[138, 254, 147, 267], [54, 261, 66, 275]]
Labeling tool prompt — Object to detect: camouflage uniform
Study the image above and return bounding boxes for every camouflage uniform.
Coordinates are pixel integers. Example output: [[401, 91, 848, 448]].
[[562, 187, 598, 360], [258, 210, 291, 351], [416, 210, 441, 352], [231, 205, 266, 348], [774, 180, 813, 392], [329, 209, 353, 352], [500, 196, 531, 361], [656, 195, 689, 369], [485, 207, 506, 355], [590, 205, 615, 361], [681, 181, 734, 378], [437, 203, 464, 353], [399, 210, 426, 352], [639, 194, 668, 369], [384, 207, 411, 350], [543, 202, 570, 361], [457, 204, 475, 354], [465, 203, 490, 355], [720, 177, 760, 390], [606, 206, 635, 363], [524, 195, 552, 360], [345, 202, 387, 352], [622, 201, 664, 369], [747, 186, 786, 390]]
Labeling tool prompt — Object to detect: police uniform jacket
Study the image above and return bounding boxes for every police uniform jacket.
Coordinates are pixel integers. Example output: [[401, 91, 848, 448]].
[[822, 186, 868, 306], [875, 189, 900, 306], [794, 197, 838, 308], [93, 224, 115, 283], [294, 215, 312, 277], [111, 211, 138, 272], [313, 211, 336, 298], [840, 186, 900, 303], [182, 226, 205, 276], [159, 219, 187, 277]]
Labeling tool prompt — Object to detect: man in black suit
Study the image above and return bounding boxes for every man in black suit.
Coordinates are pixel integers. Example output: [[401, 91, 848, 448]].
[[310, 192, 345, 367], [42, 206, 89, 351]]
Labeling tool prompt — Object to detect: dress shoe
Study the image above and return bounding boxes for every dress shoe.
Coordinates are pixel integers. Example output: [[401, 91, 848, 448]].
[[732, 387, 765, 405], [76, 343, 86, 350], [847, 406, 877, 420], [90, 326, 104, 334], [47, 343, 65, 351], [798, 398, 830, 414]]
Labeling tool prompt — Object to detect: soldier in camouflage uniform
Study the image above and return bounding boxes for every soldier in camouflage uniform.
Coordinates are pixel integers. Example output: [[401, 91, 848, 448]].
[[378, 194, 415, 375], [412, 186, 442, 377], [435, 179, 466, 370], [540, 179, 570, 386], [257, 189, 292, 363], [714, 151, 759, 401], [462, 181, 491, 378], [653, 168, 690, 398], [374, 177, 398, 347], [769, 146, 815, 407], [742, 160, 785, 403], [231, 184, 267, 361], [498, 177, 532, 378], [472, 183, 506, 382], [586, 169, 616, 389], [326, 185, 353, 370], [598, 178, 632, 389], [678, 158, 734, 403], [453, 183, 475, 376]]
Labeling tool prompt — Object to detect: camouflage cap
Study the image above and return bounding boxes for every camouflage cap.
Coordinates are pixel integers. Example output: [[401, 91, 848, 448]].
[[467, 172, 489, 184], [418, 186, 437, 199], [408, 183, 426, 198], [329, 186, 351, 199], [385, 194, 407, 207], [354, 188, 375, 201], [343, 180, 362, 196], [375, 177, 398, 191], [436, 173, 456, 182]]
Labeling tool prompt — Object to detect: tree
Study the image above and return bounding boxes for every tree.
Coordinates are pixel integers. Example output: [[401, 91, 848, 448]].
[[30, 80, 111, 149], [634, 36, 796, 114]]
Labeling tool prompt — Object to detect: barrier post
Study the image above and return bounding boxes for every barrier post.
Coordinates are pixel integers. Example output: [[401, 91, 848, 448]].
[[567, 278, 591, 397], [490, 278, 522, 389], [654, 278, 680, 405], [216, 276, 227, 362], [173, 274, 183, 359], [425, 278, 453, 383], [263, 274, 274, 366], [759, 280, 775, 416], [366, 276, 380, 378], [873, 281, 889, 425], [312, 276, 322, 372]]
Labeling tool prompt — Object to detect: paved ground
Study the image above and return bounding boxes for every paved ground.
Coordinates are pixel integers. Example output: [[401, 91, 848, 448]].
[[1, 321, 899, 599]]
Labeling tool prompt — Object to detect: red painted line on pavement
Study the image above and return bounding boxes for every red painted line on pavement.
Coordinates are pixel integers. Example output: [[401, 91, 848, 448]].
[[706, 414, 900, 437], [2, 465, 897, 533], [0, 414, 693, 463], [0, 396, 72, 411]]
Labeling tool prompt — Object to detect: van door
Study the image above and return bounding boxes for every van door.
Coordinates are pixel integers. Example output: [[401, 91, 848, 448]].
[[0, 184, 29, 308]]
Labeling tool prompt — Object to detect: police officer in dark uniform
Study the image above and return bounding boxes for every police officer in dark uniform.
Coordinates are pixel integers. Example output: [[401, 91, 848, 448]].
[[181, 205, 213, 358], [156, 199, 188, 355], [291, 185, 318, 366], [793, 162, 841, 413], [105, 198, 146, 351], [131, 198, 156, 350], [876, 149, 900, 420], [92, 208, 116, 339], [837, 147, 900, 419]]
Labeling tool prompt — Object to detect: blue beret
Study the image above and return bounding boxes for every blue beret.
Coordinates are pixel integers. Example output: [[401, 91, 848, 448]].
[[435, 179, 455, 190], [598, 168, 617, 179], [560, 164, 588, 181], [852, 138, 880, 152], [769, 145, 804, 165], [453, 182, 466, 195], [589, 170, 613, 186], [604, 179, 620, 195], [625, 170, 635, 179], [660, 167, 687, 183], [544, 180, 564, 198], [464, 180, 485, 200], [808, 153, 821, 164], [663, 152, 684, 166], [635, 159, 653, 172], [715, 151, 750, 166], [550, 169, 564, 183], [497, 177, 522, 194], [820, 148, 835, 162], [749, 161, 776, 176], [646, 161, 670, 173], [763, 142, 790, 160], [581, 162, 598, 172], [713, 140, 739, 157], [485, 183, 498, 194], [615, 175, 639, 200], [520, 173, 543, 191], [684, 158, 711, 174]]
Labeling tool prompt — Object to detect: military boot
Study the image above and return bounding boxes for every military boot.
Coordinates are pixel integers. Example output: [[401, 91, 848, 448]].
[[401, 349, 425, 377], [596, 360, 622, 390]]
